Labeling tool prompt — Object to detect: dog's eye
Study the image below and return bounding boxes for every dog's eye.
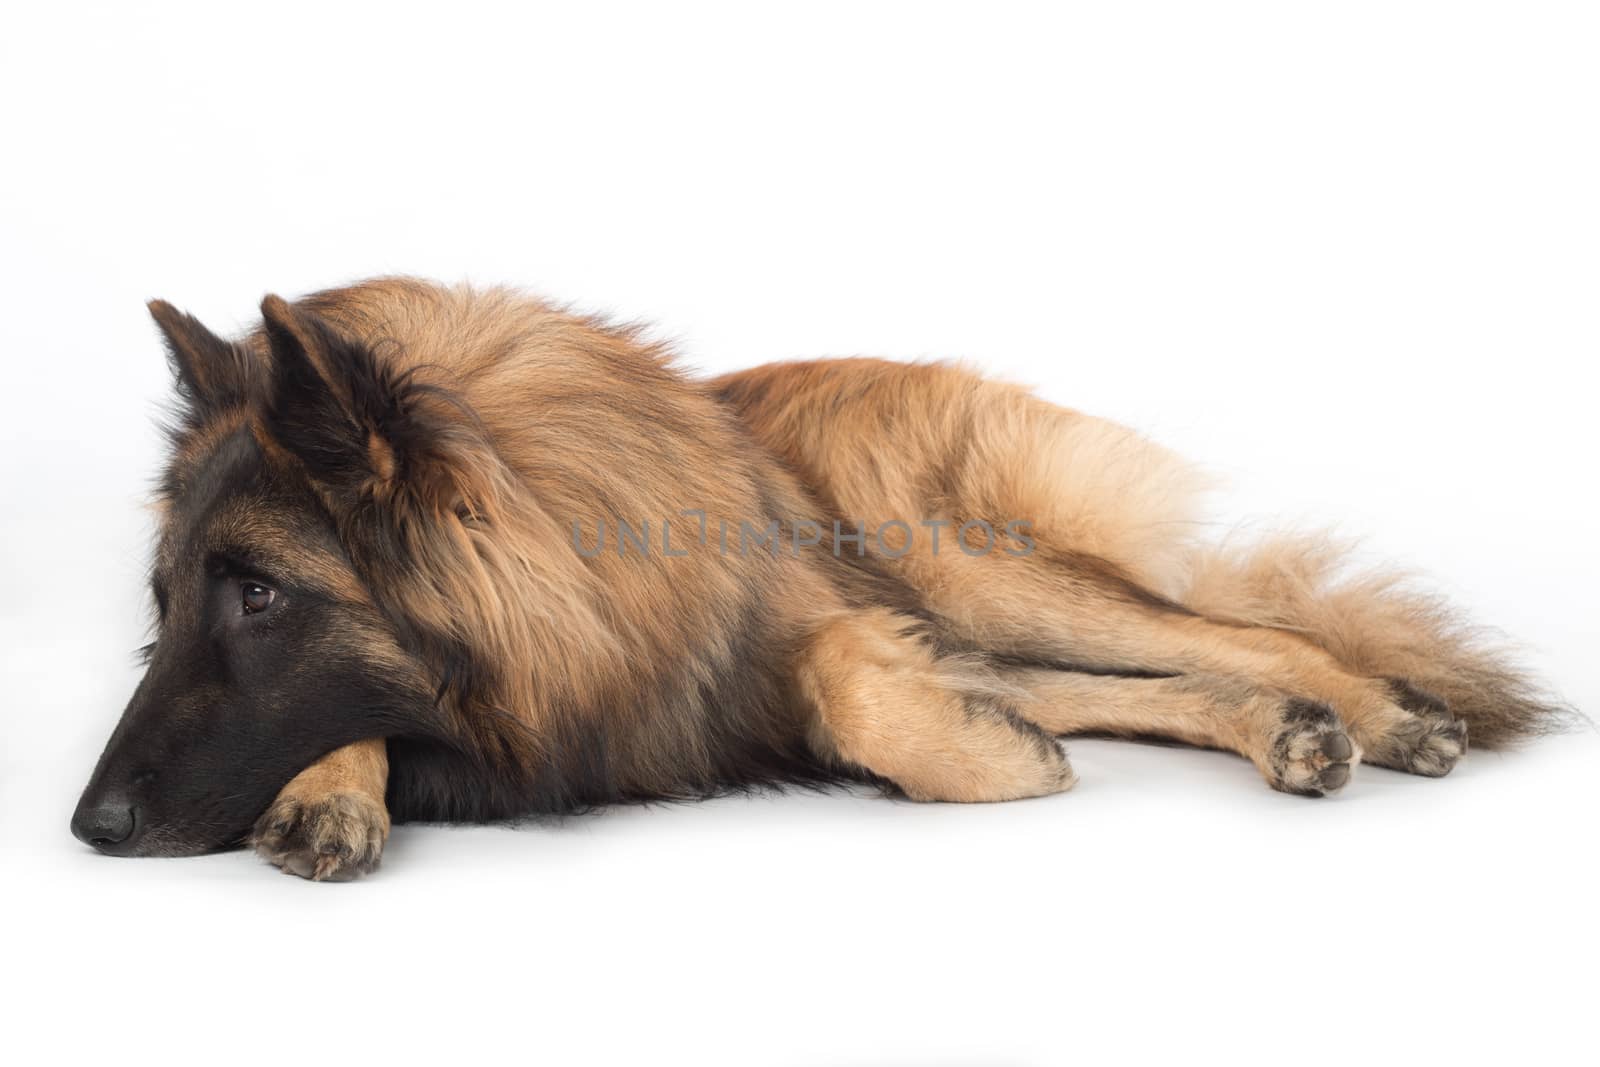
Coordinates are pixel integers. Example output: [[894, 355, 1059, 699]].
[[241, 582, 277, 615]]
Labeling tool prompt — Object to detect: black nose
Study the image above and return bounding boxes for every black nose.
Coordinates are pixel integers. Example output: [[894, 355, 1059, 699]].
[[71, 798, 142, 854]]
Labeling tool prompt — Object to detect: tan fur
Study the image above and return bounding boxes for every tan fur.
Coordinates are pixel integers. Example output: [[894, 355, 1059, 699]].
[[269, 283, 804, 756], [1179, 534, 1568, 748], [799, 609, 1074, 802], [1007, 670, 1360, 795], [715, 355, 1549, 774], [714, 358, 1209, 599]]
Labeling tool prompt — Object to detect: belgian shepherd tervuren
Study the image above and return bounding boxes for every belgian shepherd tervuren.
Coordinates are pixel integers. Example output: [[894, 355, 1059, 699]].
[[71, 278, 1567, 879]]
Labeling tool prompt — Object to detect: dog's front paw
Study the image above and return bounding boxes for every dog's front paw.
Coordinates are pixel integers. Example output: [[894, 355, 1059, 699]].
[[251, 791, 389, 881]]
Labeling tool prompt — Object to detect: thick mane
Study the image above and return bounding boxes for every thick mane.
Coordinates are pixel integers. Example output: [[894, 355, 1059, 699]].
[[232, 279, 842, 816]]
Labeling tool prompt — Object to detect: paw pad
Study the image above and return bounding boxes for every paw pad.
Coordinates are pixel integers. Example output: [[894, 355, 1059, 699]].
[[1269, 700, 1358, 797]]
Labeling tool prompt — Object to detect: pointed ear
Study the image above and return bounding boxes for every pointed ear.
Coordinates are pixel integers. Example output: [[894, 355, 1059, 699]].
[[147, 299, 258, 416], [259, 294, 477, 513]]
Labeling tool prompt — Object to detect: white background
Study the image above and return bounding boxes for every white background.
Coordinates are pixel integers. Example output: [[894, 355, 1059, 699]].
[[2, 2, 1596, 1064]]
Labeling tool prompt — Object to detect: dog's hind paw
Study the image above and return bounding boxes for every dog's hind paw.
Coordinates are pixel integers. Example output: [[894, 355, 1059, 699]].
[[251, 791, 389, 882], [1363, 685, 1468, 777], [1266, 699, 1359, 797]]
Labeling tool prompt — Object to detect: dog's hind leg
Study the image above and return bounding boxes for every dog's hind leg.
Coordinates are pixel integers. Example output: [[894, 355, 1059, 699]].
[[920, 549, 1466, 779], [796, 608, 1075, 802], [941, 551, 1467, 779], [1006, 668, 1358, 796], [251, 738, 391, 881], [719, 359, 1476, 779]]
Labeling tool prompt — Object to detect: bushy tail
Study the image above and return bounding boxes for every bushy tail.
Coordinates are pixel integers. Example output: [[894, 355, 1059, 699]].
[[1179, 533, 1575, 748]]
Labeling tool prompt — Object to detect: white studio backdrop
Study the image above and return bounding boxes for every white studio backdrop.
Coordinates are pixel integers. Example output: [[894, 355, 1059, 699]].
[[1, 3, 1595, 1066]]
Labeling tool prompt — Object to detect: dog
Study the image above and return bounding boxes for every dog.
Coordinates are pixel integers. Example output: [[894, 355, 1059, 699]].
[[70, 277, 1566, 879]]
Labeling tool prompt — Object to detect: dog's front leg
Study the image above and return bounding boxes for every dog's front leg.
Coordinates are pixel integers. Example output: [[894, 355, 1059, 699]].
[[250, 738, 390, 881]]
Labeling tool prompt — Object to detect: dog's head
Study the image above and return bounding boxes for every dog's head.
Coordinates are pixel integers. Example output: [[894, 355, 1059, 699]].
[[71, 295, 479, 856]]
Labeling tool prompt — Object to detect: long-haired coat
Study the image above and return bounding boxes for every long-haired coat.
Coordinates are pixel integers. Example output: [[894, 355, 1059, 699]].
[[71, 278, 1566, 879]]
